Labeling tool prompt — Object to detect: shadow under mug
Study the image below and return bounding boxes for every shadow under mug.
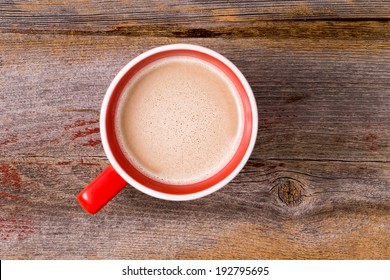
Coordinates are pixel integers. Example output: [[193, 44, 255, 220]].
[[77, 44, 258, 214]]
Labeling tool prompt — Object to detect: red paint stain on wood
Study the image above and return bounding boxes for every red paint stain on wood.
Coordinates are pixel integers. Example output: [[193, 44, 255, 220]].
[[263, 119, 273, 128], [363, 133, 378, 152], [369, 146, 378, 152], [64, 119, 99, 130], [0, 135, 18, 146], [81, 139, 101, 147], [57, 161, 72, 165], [71, 127, 100, 140], [0, 164, 22, 189], [0, 192, 29, 203], [364, 133, 377, 142], [0, 218, 34, 241], [65, 119, 100, 143]]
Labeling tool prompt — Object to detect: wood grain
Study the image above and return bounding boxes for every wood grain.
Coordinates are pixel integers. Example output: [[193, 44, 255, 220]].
[[0, 157, 389, 259], [1, 34, 389, 161], [1, 1, 390, 35], [1, 32, 389, 259]]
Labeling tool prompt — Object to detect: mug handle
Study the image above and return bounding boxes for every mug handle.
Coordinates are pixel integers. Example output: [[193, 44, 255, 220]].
[[77, 165, 128, 214]]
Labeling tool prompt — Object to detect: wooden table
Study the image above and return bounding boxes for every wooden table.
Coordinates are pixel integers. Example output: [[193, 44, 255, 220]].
[[1, 1, 389, 260]]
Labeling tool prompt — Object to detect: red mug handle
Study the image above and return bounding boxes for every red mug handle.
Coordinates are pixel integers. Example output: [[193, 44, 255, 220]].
[[77, 165, 128, 214]]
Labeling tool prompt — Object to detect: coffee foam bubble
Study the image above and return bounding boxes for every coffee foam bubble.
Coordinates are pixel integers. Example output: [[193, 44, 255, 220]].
[[116, 56, 244, 185]]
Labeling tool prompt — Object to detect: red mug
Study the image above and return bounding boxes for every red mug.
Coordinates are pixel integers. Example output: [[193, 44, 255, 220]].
[[78, 44, 258, 214]]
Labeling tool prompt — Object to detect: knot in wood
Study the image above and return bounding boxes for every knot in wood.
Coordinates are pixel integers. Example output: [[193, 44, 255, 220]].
[[277, 178, 304, 207]]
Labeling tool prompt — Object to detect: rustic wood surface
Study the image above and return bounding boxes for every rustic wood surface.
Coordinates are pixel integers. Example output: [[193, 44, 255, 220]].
[[0, 1, 389, 259]]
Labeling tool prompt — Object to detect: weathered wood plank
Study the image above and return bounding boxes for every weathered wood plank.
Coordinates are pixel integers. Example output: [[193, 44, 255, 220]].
[[0, 157, 389, 259], [1, 33, 389, 161], [1, 32, 389, 259], [0, 1, 390, 35]]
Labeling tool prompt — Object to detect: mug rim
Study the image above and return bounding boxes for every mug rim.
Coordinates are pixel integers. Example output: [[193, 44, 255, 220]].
[[100, 43, 258, 200]]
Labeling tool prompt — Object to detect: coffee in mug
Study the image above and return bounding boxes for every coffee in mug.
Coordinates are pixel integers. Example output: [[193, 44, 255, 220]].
[[116, 56, 244, 185]]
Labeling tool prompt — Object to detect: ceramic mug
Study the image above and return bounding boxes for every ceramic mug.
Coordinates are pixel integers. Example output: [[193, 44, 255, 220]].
[[78, 44, 258, 214]]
